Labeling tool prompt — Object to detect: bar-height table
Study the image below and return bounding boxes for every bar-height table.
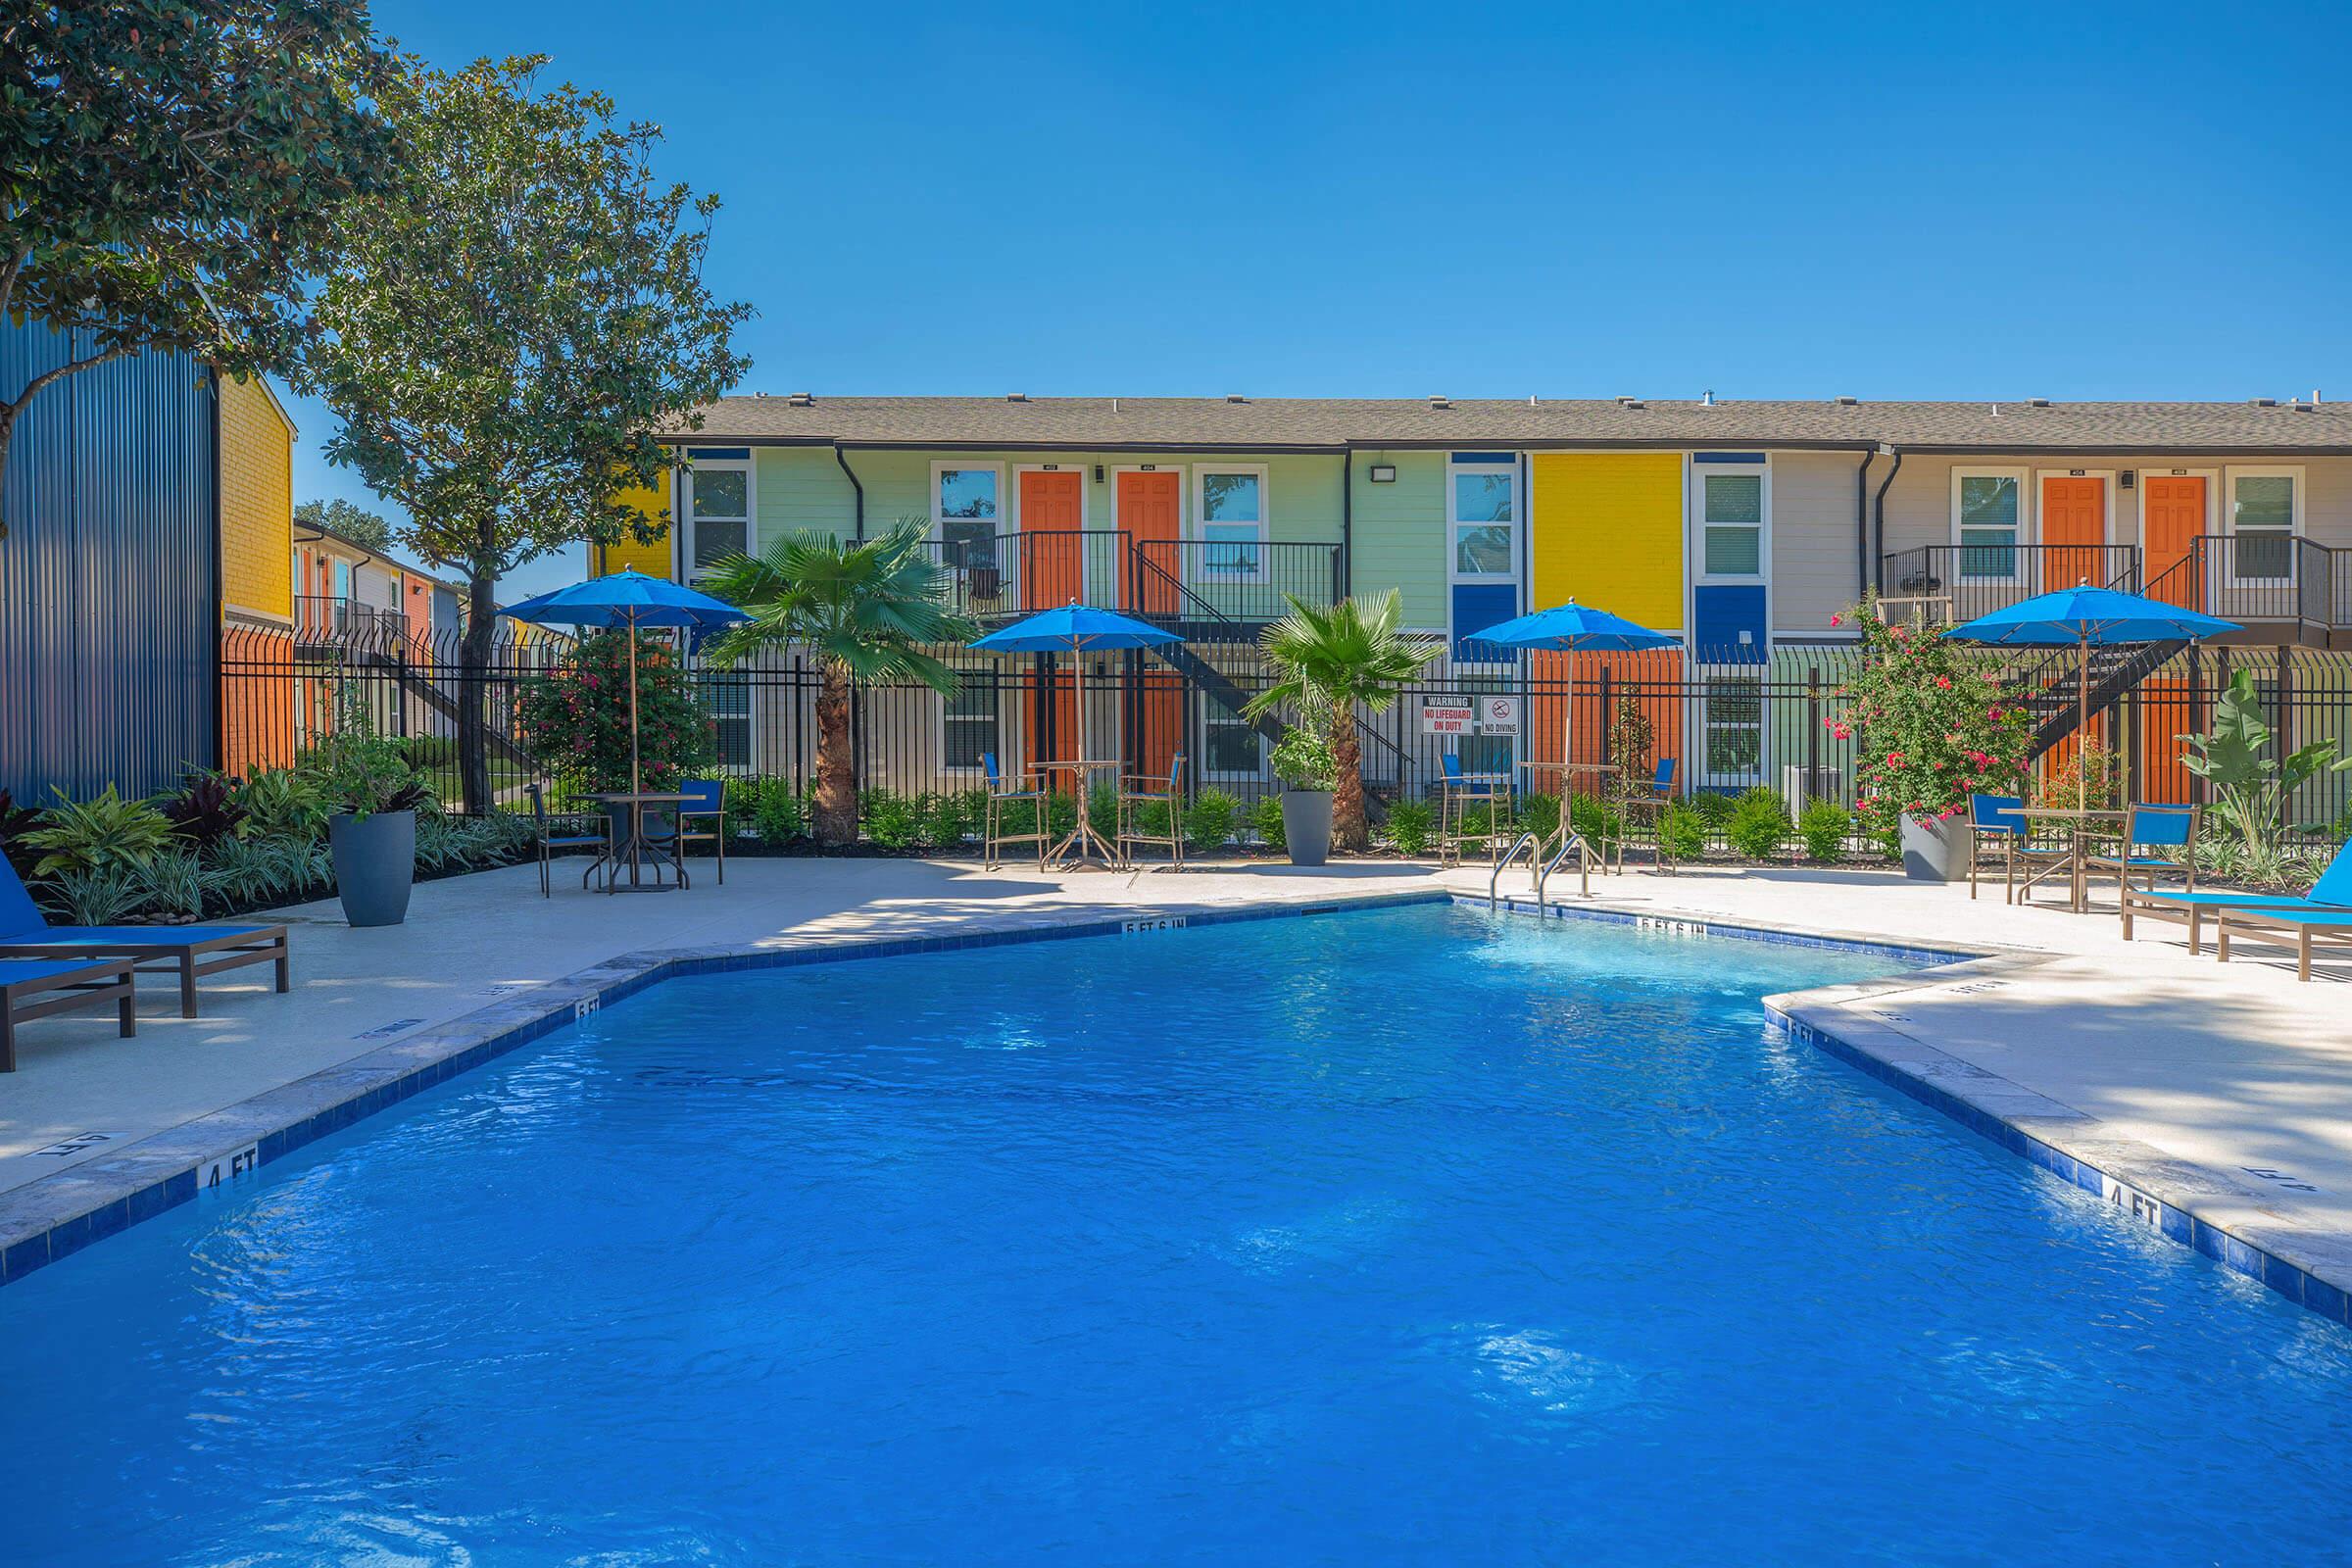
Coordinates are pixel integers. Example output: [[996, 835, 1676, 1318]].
[[585, 790, 695, 892], [1520, 760, 1620, 864], [1032, 759, 1126, 869]]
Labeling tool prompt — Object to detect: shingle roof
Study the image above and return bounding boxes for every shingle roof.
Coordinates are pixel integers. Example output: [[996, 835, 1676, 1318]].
[[660, 395, 2352, 454]]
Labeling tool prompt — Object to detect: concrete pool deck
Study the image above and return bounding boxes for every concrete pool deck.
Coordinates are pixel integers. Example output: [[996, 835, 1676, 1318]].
[[2, 853, 2349, 1318]]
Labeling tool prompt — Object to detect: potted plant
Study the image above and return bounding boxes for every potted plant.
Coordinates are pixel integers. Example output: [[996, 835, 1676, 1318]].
[[1268, 712, 1339, 867], [1830, 602, 2034, 882], [317, 733, 432, 926]]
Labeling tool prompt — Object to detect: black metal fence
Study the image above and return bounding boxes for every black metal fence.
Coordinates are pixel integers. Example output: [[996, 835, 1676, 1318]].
[[220, 622, 2352, 841]]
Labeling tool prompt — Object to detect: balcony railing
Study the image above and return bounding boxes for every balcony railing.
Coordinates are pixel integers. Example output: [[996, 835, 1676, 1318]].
[[1878, 544, 2139, 624], [295, 594, 409, 645], [2140, 534, 2352, 632], [921, 529, 1343, 633]]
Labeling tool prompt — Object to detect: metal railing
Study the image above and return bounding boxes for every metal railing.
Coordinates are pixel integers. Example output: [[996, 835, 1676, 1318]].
[[919, 530, 1344, 632], [2139, 534, 2352, 633], [1131, 539, 1345, 635], [294, 594, 409, 642], [1878, 544, 2139, 623]]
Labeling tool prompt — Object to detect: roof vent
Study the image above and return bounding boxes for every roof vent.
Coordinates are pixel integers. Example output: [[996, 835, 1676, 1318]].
[[1428, 394, 1450, 409], [785, 391, 814, 406], [1834, 395, 1858, 406], [1225, 393, 1249, 404], [2293, 400, 2316, 412], [2028, 397, 2051, 408], [753, 390, 769, 398], [2251, 397, 2278, 407], [1622, 399, 1646, 411], [1006, 392, 1029, 403], [1699, 389, 1715, 407]]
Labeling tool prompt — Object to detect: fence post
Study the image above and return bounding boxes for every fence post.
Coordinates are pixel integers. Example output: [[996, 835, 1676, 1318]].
[[2278, 642, 2295, 834], [2186, 645, 2204, 807], [1806, 666, 1821, 793], [1597, 663, 1612, 770]]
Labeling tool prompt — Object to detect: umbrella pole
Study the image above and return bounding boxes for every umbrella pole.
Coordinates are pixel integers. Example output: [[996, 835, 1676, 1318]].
[[2077, 632, 2088, 813], [629, 609, 643, 799]]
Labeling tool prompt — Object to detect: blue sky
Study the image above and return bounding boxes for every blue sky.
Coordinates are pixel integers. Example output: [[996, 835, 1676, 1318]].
[[284, 0, 2352, 598]]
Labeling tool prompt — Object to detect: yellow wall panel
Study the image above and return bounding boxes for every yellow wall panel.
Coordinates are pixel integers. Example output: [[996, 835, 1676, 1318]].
[[1529, 453, 1685, 630], [218, 374, 294, 619], [602, 472, 673, 578]]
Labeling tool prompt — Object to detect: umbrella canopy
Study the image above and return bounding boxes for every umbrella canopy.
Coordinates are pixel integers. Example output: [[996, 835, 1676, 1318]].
[[968, 600, 1181, 653], [505, 569, 751, 798], [1944, 583, 2238, 647], [1475, 599, 1680, 653], [504, 567, 751, 631]]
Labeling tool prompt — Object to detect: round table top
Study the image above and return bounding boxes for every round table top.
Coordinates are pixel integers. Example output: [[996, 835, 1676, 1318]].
[[585, 791, 695, 805], [1031, 759, 1124, 769]]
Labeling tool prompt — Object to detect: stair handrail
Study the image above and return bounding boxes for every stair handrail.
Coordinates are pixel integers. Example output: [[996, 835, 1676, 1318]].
[[1489, 831, 1541, 908]]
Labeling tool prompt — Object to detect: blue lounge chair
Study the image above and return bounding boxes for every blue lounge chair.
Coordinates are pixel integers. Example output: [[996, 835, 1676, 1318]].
[[1, 956, 138, 1071], [2121, 836, 2352, 956], [2216, 903, 2352, 981], [0, 858, 288, 1019]]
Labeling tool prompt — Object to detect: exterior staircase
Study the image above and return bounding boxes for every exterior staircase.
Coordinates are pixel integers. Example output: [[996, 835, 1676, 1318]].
[[2005, 640, 2185, 761]]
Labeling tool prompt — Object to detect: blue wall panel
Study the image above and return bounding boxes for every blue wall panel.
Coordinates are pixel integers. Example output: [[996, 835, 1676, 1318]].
[[1691, 584, 1768, 662], [1451, 581, 1519, 662], [0, 321, 218, 801]]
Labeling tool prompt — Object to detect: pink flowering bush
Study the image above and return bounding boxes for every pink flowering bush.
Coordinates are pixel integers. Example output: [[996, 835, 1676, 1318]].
[[516, 630, 717, 796], [1829, 599, 2034, 839]]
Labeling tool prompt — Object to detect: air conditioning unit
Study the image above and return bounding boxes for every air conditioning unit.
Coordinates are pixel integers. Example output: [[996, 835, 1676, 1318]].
[[1781, 764, 1841, 818]]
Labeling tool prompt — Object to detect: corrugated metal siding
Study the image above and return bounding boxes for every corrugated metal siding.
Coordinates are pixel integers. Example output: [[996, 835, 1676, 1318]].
[[0, 320, 219, 801]]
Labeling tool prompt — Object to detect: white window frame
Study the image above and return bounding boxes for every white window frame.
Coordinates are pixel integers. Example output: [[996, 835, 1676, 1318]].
[[697, 665, 756, 773], [937, 668, 999, 777], [680, 451, 757, 580], [931, 460, 1009, 590], [1695, 669, 1767, 790], [1198, 678, 1269, 782], [1193, 464, 1270, 585], [1446, 461, 1518, 586], [1692, 460, 1769, 585], [1949, 466, 2031, 585], [2223, 465, 2303, 586]]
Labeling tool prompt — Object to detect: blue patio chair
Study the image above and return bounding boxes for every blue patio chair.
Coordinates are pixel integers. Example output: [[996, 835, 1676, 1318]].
[[0, 955, 138, 1072], [2084, 805, 2197, 906], [525, 782, 612, 897], [646, 778, 728, 885], [0, 855, 288, 1020], [981, 752, 1049, 870], [1967, 793, 2066, 904], [1116, 752, 1187, 871], [1438, 752, 1513, 869], [2128, 834, 2352, 958], [1618, 757, 1680, 870]]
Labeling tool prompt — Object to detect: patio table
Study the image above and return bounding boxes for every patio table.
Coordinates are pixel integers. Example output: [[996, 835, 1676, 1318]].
[[2011, 806, 2128, 913], [1031, 759, 1126, 870], [585, 791, 695, 893]]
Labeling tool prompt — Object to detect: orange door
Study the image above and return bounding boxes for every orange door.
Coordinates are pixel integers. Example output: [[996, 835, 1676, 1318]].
[[1019, 469, 1086, 611], [2143, 475, 2207, 609], [2041, 476, 2106, 591], [1117, 469, 1183, 614]]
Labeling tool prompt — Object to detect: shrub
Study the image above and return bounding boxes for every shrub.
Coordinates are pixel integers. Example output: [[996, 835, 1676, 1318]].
[[2034, 741, 2127, 815], [1689, 790, 1737, 829], [1250, 794, 1287, 850], [1088, 783, 1119, 837], [1384, 798, 1436, 856], [41, 867, 143, 926], [235, 767, 329, 845], [918, 791, 972, 850], [1834, 597, 2034, 838], [21, 786, 176, 877], [1798, 800, 1851, 862], [1726, 787, 1791, 860], [1268, 723, 1338, 791], [1183, 788, 1241, 850], [514, 629, 716, 795], [1046, 791, 1079, 842], [1566, 792, 1622, 850], [161, 771, 246, 851], [863, 791, 924, 851], [135, 849, 206, 921], [749, 780, 807, 845], [1516, 793, 1562, 843], [1658, 802, 1709, 860]]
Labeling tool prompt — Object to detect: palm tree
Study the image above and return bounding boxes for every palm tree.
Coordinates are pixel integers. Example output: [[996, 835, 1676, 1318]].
[[1244, 590, 1444, 851], [702, 521, 974, 846]]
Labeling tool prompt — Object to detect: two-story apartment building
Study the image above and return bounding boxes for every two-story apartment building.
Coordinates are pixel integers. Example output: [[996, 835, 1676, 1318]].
[[589, 394, 2352, 808]]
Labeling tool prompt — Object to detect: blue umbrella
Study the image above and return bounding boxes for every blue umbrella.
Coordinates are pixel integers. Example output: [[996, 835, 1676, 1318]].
[[971, 602, 1179, 866], [507, 568, 750, 796], [1946, 583, 2239, 810], [1476, 599, 1679, 774]]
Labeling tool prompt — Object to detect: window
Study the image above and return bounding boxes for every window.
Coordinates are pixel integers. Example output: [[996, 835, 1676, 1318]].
[[933, 465, 1004, 570], [684, 448, 754, 575], [698, 670, 752, 769], [1700, 676, 1764, 785], [1699, 469, 1765, 578], [1197, 467, 1266, 579], [1202, 689, 1263, 775], [942, 673, 996, 771], [2229, 469, 2299, 581], [1449, 466, 1516, 579], [1953, 469, 2024, 581]]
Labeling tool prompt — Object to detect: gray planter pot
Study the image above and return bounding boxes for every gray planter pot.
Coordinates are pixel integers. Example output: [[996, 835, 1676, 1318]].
[[1279, 790, 1334, 867], [329, 808, 416, 927], [1898, 812, 1966, 883]]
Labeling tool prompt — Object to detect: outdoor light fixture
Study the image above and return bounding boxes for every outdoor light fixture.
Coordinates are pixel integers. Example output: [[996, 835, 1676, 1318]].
[[1093, 464, 1105, 483], [1369, 464, 1396, 483]]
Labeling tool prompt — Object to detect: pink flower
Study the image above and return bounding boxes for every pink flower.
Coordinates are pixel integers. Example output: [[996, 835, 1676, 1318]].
[[1935, 676, 1952, 690], [1832, 723, 1851, 740], [1830, 613, 1844, 628], [1886, 751, 1904, 765]]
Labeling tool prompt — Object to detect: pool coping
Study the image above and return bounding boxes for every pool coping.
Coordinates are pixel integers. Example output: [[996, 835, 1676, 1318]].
[[0, 889, 1447, 1290], [1482, 892, 2352, 1330]]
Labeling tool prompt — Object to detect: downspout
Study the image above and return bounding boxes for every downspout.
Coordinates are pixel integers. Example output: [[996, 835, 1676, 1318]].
[[1851, 448, 1875, 611], [207, 367, 226, 772], [1870, 445, 1903, 595], [834, 443, 866, 542], [1339, 446, 1352, 600]]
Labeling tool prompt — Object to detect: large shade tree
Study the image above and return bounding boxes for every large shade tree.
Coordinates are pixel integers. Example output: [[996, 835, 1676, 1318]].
[[1245, 591, 1444, 851], [0, 0, 396, 538], [701, 523, 975, 847], [303, 54, 752, 810]]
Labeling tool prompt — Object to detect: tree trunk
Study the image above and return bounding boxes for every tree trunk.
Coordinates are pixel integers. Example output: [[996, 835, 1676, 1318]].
[[1331, 708, 1366, 852], [812, 660, 858, 846], [457, 571, 499, 814]]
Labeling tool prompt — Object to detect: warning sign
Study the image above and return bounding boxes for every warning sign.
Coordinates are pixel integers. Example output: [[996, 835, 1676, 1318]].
[[1420, 697, 1474, 735]]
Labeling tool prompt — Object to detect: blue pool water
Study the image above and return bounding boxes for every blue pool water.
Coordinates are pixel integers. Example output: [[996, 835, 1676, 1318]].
[[5, 904, 2350, 1565]]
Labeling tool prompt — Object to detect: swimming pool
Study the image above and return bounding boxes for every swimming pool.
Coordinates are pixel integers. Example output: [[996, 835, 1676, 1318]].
[[6, 902, 2349, 1564]]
